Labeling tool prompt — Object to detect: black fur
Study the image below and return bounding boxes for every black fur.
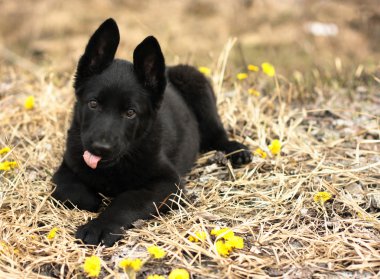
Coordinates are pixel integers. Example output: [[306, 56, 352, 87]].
[[52, 18, 252, 246]]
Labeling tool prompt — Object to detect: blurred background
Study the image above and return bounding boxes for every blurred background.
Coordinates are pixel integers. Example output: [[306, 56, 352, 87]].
[[0, 0, 379, 76]]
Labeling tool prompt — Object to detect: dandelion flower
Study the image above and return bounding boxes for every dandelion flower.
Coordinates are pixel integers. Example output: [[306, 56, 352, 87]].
[[254, 148, 267, 159], [211, 228, 234, 239], [247, 64, 259, 72], [83, 255, 101, 278], [225, 235, 244, 249], [119, 258, 143, 272], [168, 268, 190, 279], [0, 161, 18, 171], [47, 227, 59, 240], [0, 242, 8, 253], [147, 275, 165, 279], [198, 66, 211, 76], [268, 139, 281, 155], [147, 245, 166, 259], [24, 96, 35, 110], [236, 73, 248, 80], [215, 240, 232, 257], [188, 231, 207, 242], [248, 88, 260, 97], [261, 62, 275, 77], [314, 192, 332, 205], [0, 147, 11, 155]]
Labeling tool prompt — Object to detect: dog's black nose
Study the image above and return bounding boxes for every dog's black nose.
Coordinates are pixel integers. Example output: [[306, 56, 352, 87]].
[[91, 141, 112, 155]]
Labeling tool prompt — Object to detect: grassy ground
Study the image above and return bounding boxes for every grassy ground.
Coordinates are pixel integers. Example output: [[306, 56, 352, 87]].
[[0, 0, 379, 278]]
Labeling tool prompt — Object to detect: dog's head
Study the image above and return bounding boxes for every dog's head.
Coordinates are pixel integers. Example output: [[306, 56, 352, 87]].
[[73, 18, 166, 169]]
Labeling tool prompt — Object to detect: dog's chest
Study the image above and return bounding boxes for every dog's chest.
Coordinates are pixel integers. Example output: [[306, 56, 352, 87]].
[[80, 165, 145, 197]]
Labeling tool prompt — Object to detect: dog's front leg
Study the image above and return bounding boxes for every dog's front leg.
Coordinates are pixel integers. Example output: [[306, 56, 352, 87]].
[[52, 161, 102, 212], [75, 170, 180, 246]]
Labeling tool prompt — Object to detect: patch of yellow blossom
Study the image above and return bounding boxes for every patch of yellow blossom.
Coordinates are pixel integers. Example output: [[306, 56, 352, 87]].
[[0, 147, 11, 155], [211, 228, 234, 239], [236, 72, 248, 80], [211, 227, 244, 257], [198, 66, 211, 76], [248, 88, 260, 97], [268, 139, 281, 155], [24, 96, 35, 110], [168, 268, 190, 279], [215, 240, 231, 257], [188, 231, 207, 242], [0, 242, 7, 254], [119, 258, 143, 272], [215, 236, 245, 257], [261, 62, 276, 77], [226, 235, 244, 249], [254, 148, 267, 159], [247, 64, 259, 72], [147, 275, 165, 279], [0, 161, 18, 171], [83, 255, 101, 278], [47, 227, 59, 240], [0, 242, 19, 255], [313, 192, 332, 205], [147, 245, 166, 259]]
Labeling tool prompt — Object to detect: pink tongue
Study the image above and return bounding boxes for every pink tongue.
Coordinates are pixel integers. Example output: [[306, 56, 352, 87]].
[[83, 150, 102, 169]]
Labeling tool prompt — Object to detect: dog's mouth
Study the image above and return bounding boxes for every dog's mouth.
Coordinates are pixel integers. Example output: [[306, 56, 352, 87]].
[[83, 150, 124, 169], [83, 150, 102, 169]]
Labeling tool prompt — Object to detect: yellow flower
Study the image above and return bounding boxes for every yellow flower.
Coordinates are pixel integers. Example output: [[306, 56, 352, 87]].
[[168, 268, 190, 279], [268, 139, 281, 155], [225, 235, 244, 249], [47, 227, 59, 240], [0, 147, 11, 155], [147, 275, 165, 279], [119, 258, 143, 272], [215, 240, 232, 257], [261, 62, 275, 77], [248, 88, 260, 97], [147, 245, 166, 259], [0, 242, 8, 254], [247, 64, 259, 72], [254, 148, 267, 159], [188, 231, 207, 242], [313, 192, 332, 205], [211, 228, 234, 239], [24, 96, 35, 110], [83, 255, 101, 278], [236, 72, 248, 80], [0, 161, 18, 171], [198, 66, 211, 76]]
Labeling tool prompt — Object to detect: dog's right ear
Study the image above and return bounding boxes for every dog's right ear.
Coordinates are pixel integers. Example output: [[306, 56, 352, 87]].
[[74, 18, 120, 89]]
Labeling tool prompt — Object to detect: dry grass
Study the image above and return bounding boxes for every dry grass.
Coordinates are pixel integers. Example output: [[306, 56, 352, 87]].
[[0, 37, 379, 279]]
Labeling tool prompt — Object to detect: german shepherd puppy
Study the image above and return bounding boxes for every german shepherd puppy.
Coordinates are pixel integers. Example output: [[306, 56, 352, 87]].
[[52, 18, 251, 246]]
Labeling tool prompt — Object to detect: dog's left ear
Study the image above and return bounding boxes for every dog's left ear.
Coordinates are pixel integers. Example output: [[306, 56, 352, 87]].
[[75, 18, 120, 89], [133, 36, 166, 100]]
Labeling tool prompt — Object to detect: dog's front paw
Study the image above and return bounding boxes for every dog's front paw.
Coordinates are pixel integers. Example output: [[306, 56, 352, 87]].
[[76, 218, 124, 246], [223, 140, 252, 166]]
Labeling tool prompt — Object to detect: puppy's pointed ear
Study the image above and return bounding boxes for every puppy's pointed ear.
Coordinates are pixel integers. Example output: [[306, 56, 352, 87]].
[[75, 18, 120, 88], [133, 36, 166, 99]]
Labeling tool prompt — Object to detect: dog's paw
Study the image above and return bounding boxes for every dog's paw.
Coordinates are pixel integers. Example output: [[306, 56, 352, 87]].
[[52, 183, 101, 212], [75, 219, 124, 246], [223, 140, 252, 166]]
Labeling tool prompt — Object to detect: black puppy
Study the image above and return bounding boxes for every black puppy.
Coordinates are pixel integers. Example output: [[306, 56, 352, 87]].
[[52, 18, 251, 246]]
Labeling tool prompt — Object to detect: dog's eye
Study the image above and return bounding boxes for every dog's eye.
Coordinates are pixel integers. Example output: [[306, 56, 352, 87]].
[[88, 100, 98, 110], [123, 109, 136, 119]]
